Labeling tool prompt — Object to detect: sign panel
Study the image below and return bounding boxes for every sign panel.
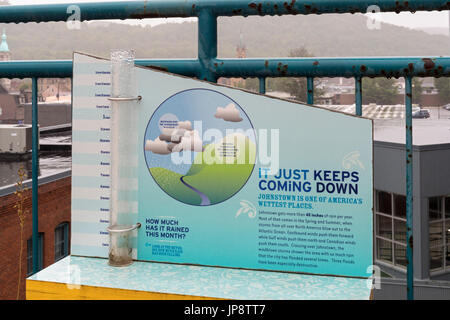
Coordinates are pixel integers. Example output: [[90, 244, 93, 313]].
[[72, 53, 373, 278], [71, 53, 112, 258]]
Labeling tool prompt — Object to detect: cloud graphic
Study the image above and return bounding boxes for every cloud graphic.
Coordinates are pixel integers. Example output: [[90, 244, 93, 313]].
[[177, 120, 192, 130], [214, 103, 243, 122], [147, 119, 203, 155], [170, 128, 188, 143], [172, 130, 203, 153], [158, 133, 172, 143], [145, 137, 172, 155]]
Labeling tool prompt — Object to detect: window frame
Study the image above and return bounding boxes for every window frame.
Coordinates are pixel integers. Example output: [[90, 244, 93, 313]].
[[54, 222, 69, 262], [429, 196, 450, 275], [374, 190, 407, 271], [26, 233, 44, 276]]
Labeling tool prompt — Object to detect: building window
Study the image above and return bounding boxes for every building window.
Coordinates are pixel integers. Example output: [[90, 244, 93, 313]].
[[375, 190, 407, 269], [54, 222, 69, 262], [27, 233, 44, 276], [429, 196, 450, 273]]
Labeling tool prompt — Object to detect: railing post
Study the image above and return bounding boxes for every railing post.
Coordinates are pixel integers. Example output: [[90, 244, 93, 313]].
[[355, 77, 362, 116], [32, 77, 39, 274], [259, 77, 266, 94], [405, 76, 414, 300], [307, 77, 314, 105], [197, 9, 217, 82]]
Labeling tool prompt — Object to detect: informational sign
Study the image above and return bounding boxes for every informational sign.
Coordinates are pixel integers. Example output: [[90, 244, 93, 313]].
[[72, 52, 373, 278]]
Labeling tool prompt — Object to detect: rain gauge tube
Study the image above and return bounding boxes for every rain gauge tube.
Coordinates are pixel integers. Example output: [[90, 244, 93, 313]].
[[107, 49, 141, 267]]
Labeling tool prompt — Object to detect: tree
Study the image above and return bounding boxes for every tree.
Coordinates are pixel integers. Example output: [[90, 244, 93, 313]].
[[234, 77, 259, 93], [435, 77, 450, 104], [268, 47, 325, 103], [362, 78, 399, 105], [19, 81, 30, 92], [14, 166, 28, 300]]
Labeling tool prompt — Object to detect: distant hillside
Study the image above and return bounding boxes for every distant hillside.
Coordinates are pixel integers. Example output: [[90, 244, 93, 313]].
[[0, 13, 448, 61], [218, 15, 450, 57], [417, 27, 449, 36]]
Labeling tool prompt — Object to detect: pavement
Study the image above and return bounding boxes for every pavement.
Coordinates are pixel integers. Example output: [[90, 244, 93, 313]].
[[319, 105, 450, 145]]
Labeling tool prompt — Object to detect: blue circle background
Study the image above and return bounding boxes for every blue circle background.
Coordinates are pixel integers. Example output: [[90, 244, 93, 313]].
[[144, 88, 255, 175], [143, 88, 256, 206]]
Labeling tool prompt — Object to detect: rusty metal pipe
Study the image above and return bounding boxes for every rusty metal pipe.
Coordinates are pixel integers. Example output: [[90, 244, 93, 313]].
[[1, 57, 449, 79], [0, 1, 447, 23], [213, 57, 450, 78]]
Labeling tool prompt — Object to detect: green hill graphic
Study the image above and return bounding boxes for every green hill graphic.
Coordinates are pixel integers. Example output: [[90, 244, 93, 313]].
[[150, 133, 256, 206], [150, 167, 202, 205]]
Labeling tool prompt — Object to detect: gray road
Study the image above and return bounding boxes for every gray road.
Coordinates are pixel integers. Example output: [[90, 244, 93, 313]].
[[180, 176, 211, 206]]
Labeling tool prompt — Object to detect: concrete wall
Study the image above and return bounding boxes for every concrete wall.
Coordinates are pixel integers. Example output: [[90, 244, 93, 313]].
[[23, 103, 71, 128], [419, 146, 450, 197], [374, 279, 450, 300]]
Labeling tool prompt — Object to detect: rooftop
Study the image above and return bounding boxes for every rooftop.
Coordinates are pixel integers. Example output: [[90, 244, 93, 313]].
[[322, 105, 450, 147], [374, 118, 450, 146]]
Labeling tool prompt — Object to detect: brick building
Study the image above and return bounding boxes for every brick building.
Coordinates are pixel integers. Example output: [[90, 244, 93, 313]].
[[38, 78, 71, 102], [0, 171, 71, 300], [0, 86, 21, 124]]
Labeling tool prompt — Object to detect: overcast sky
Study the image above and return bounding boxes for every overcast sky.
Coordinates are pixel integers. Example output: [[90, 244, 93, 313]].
[[7, 0, 450, 29]]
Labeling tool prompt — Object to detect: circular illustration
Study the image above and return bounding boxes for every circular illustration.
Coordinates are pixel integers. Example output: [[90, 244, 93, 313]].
[[144, 89, 256, 206]]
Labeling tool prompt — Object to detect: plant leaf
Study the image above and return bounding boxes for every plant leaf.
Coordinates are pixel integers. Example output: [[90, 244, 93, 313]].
[[240, 201, 249, 208]]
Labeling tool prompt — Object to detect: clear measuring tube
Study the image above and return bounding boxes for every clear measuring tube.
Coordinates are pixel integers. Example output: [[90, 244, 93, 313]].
[[108, 49, 141, 267]]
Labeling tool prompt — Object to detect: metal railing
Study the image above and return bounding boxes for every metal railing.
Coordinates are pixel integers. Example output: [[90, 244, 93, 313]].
[[1, 1, 449, 301]]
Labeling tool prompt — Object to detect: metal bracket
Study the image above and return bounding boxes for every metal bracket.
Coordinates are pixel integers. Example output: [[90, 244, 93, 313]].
[[108, 95, 142, 102], [107, 223, 141, 233]]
